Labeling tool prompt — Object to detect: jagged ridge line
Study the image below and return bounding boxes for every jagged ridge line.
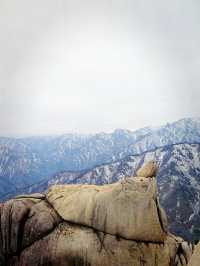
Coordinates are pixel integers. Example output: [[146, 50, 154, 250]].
[[1, 141, 200, 200]]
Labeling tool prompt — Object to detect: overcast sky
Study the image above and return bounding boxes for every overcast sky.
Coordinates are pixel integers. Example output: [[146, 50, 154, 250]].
[[0, 0, 199, 136]]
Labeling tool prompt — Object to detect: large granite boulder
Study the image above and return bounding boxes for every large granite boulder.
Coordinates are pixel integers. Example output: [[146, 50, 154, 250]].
[[47, 176, 167, 243], [0, 163, 194, 265]]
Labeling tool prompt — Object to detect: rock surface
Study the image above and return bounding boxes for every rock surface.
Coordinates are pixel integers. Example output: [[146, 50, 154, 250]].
[[0, 165, 194, 265], [136, 160, 157, 178], [188, 242, 200, 266], [47, 176, 167, 242]]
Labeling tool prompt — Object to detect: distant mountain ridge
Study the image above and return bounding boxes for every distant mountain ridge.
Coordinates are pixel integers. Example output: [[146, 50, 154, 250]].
[[0, 117, 200, 199], [129, 118, 200, 151]]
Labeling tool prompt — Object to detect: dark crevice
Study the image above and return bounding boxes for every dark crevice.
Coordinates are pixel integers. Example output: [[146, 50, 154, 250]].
[[56, 219, 165, 244], [155, 198, 167, 234], [14, 194, 46, 200], [94, 230, 107, 253], [8, 219, 61, 260], [16, 208, 30, 254]]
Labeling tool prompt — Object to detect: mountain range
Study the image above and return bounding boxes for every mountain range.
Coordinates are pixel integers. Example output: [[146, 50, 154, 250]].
[[0, 117, 200, 241]]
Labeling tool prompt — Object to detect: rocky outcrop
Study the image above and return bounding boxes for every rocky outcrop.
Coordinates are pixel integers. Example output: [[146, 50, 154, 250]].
[[0, 164, 194, 265], [136, 160, 157, 178], [47, 177, 167, 243]]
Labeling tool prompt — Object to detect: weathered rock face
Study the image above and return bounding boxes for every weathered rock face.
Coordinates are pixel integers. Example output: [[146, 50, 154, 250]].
[[188, 242, 200, 266], [47, 176, 167, 243], [136, 160, 158, 178], [0, 164, 194, 265]]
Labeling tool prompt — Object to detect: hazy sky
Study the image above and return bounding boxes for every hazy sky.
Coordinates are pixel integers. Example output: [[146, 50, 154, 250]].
[[0, 0, 199, 136]]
